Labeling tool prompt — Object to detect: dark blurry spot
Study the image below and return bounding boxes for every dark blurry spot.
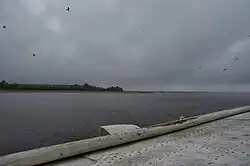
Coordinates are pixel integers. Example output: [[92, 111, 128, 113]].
[[230, 136, 238, 140], [234, 57, 239, 61]]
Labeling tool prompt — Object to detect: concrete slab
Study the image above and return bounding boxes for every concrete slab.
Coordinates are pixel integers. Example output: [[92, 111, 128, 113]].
[[1, 106, 250, 166], [48, 112, 250, 166], [100, 124, 140, 135]]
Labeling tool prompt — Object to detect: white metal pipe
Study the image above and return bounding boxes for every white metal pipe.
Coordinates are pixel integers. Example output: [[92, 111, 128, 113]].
[[0, 106, 250, 166]]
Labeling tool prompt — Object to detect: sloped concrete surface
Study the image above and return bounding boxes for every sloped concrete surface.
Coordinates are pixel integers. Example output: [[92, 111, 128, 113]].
[[49, 109, 250, 166], [1, 106, 250, 166], [100, 124, 140, 135]]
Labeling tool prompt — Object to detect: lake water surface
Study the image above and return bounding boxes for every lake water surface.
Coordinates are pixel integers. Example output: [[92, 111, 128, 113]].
[[1, 91, 250, 156]]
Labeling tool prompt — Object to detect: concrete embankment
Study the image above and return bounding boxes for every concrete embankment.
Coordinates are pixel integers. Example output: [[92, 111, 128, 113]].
[[0, 106, 250, 166]]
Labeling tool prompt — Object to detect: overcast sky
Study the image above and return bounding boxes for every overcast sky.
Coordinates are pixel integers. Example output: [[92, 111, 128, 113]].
[[1, 0, 250, 91]]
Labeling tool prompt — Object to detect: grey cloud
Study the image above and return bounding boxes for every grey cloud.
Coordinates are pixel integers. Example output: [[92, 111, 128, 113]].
[[1, 0, 250, 91]]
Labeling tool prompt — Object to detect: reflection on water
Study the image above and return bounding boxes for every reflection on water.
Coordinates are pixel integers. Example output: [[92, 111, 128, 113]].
[[0, 91, 250, 156]]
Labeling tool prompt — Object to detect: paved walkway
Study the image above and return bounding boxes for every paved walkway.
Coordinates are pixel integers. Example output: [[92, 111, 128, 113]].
[[49, 111, 250, 166]]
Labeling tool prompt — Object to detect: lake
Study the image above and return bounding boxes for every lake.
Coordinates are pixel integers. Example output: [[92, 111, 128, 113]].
[[0, 91, 250, 156]]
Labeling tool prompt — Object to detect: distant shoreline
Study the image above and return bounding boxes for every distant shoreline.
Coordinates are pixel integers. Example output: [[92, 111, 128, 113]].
[[1, 89, 249, 94], [0, 89, 156, 94], [0, 89, 122, 93], [0, 81, 123, 92]]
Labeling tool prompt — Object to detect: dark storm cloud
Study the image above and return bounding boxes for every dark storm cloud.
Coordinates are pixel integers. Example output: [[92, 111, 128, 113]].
[[1, 0, 250, 91]]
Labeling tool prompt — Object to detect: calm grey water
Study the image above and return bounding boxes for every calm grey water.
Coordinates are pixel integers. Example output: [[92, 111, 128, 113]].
[[0, 91, 250, 156]]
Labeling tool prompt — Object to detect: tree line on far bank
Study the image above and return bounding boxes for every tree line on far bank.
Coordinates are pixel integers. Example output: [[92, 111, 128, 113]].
[[0, 80, 123, 92]]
